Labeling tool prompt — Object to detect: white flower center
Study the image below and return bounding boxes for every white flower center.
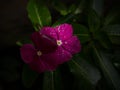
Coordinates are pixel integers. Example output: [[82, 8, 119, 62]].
[[57, 40, 62, 46], [37, 51, 42, 56]]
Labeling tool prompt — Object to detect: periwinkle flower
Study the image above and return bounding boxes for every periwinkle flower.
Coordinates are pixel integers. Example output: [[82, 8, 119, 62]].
[[40, 23, 81, 63], [20, 33, 58, 73], [20, 23, 81, 73]]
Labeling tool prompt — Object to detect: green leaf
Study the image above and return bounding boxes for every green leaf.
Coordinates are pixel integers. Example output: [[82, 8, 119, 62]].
[[52, 0, 94, 27], [92, 0, 104, 15], [27, 0, 51, 28], [108, 36, 120, 45], [75, 0, 93, 13], [114, 46, 120, 64], [43, 70, 63, 90], [68, 4, 76, 14], [52, 14, 75, 26], [88, 9, 100, 32], [94, 30, 112, 49], [22, 65, 39, 88], [104, 13, 118, 26], [104, 7, 120, 25], [93, 46, 120, 90], [72, 23, 90, 43], [102, 24, 120, 45], [103, 24, 120, 36], [68, 55, 101, 90], [52, 1, 68, 16]]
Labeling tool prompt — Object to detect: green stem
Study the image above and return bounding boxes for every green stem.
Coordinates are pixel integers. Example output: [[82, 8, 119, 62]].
[[51, 71, 54, 90]]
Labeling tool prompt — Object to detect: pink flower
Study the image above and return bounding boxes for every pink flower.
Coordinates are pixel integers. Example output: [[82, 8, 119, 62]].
[[20, 33, 58, 73], [40, 23, 81, 65], [20, 23, 81, 73]]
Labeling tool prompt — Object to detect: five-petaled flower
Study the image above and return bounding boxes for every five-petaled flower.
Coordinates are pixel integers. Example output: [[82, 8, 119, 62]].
[[20, 23, 81, 73]]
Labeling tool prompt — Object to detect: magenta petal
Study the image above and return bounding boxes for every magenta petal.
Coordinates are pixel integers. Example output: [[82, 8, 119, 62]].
[[29, 56, 56, 73], [29, 57, 47, 73], [31, 32, 41, 49], [20, 44, 36, 63], [41, 56, 57, 71], [62, 36, 81, 54], [40, 27, 58, 40], [31, 32, 57, 53], [55, 23, 73, 40], [44, 46, 72, 66]]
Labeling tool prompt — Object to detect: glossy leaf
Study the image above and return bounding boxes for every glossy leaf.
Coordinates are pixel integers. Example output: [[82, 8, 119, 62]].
[[27, 0, 51, 28], [93, 46, 120, 90], [68, 55, 101, 90], [22, 65, 39, 88], [43, 70, 63, 90]]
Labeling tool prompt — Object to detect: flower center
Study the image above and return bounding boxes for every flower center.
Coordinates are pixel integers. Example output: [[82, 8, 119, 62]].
[[57, 40, 62, 46], [37, 51, 42, 56]]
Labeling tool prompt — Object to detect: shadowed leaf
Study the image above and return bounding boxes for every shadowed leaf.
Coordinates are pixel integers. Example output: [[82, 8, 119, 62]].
[[93, 46, 120, 90], [43, 70, 63, 90], [68, 55, 101, 90]]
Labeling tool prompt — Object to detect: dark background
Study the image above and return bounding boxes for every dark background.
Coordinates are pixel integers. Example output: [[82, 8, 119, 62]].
[[0, 0, 120, 90]]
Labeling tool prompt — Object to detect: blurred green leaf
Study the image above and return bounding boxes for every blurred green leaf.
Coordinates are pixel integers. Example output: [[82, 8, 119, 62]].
[[114, 63, 120, 72], [52, 0, 92, 26], [104, 7, 120, 25], [93, 46, 120, 90], [104, 13, 118, 26], [88, 9, 100, 32], [108, 36, 120, 45], [103, 24, 120, 36], [52, 14, 75, 26], [22, 65, 39, 88], [52, 1, 68, 16], [68, 55, 101, 90], [94, 30, 112, 49], [27, 0, 51, 29], [52, 0, 94, 26], [113, 46, 120, 64], [102, 24, 120, 45], [92, 0, 104, 15], [68, 4, 76, 14], [43, 70, 63, 90], [75, 0, 93, 13], [16, 41, 23, 46], [72, 23, 90, 43]]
